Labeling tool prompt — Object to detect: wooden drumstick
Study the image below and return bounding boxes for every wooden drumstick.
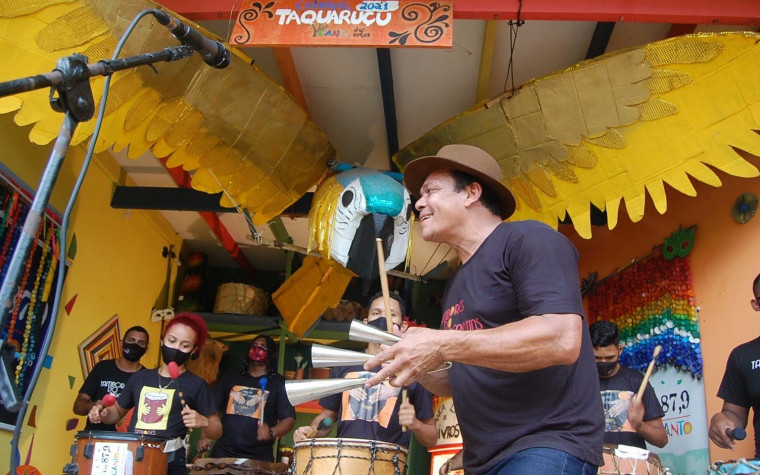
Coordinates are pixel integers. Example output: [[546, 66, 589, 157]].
[[401, 387, 408, 432], [636, 345, 662, 400], [375, 238, 394, 334]]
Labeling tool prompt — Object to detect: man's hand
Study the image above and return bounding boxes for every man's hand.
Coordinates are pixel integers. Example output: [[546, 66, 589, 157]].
[[364, 327, 445, 388], [293, 425, 313, 443], [197, 435, 213, 452], [87, 402, 105, 424], [257, 422, 271, 441], [709, 412, 738, 450], [397, 398, 417, 431], [627, 394, 645, 432]]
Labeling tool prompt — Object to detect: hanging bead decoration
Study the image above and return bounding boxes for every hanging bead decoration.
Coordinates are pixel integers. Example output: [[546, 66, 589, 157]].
[[587, 229, 702, 379], [16, 221, 54, 385], [0, 193, 21, 275], [6, 219, 42, 353], [0, 178, 62, 395]]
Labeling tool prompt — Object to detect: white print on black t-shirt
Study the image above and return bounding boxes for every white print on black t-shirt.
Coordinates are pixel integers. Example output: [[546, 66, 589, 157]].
[[99, 380, 125, 397]]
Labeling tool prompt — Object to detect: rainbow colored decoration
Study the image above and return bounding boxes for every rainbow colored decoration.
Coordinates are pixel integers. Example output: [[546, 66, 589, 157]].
[[587, 245, 702, 378]]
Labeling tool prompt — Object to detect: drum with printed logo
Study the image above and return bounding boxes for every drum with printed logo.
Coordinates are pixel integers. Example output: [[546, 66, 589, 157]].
[[599, 444, 668, 474], [293, 438, 408, 475], [708, 458, 760, 474], [61, 430, 171, 475]]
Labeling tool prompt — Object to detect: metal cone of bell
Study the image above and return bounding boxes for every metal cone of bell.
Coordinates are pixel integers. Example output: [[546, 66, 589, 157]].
[[285, 377, 369, 406], [348, 319, 401, 345], [311, 343, 373, 368]]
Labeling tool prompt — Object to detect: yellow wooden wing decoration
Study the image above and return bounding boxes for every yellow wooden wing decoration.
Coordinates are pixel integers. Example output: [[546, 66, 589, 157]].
[[0, 0, 335, 225], [394, 32, 760, 238]]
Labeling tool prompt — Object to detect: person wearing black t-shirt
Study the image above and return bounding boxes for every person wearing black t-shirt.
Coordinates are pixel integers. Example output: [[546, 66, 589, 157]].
[[73, 325, 149, 431], [590, 320, 668, 449], [709, 273, 760, 456], [293, 291, 437, 449], [89, 312, 222, 475], [363, 145, 604, 475], [200, 334, 295, 461]]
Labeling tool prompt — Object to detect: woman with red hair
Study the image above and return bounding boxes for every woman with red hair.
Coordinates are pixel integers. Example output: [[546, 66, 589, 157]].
[[89, 312, 222, 474]]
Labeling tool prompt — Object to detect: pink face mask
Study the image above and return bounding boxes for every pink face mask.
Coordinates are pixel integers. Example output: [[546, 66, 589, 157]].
[[248, 344, 269, 363]]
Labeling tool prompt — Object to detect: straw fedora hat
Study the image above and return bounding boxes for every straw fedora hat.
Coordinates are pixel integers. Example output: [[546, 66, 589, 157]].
[[403, 144, 516, 219]]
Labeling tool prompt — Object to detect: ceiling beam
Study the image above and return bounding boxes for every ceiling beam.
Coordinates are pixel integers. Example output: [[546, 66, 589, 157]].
[[476, 20, 498, 103], [272, 48, 309, 111], [158, 0, 760, 25], [585, 22, 616, 59], [376, 49, 400, 170], [110, 186, 313, 215]]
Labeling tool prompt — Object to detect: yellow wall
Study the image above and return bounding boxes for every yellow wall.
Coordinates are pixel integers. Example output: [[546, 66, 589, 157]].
[[565, 165, 760, 463], [0, 113, 180, 473]]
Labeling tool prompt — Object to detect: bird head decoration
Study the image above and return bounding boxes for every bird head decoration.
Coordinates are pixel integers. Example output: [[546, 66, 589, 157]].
[[308, 167, 413, 284], [272, 167, 413, 337]]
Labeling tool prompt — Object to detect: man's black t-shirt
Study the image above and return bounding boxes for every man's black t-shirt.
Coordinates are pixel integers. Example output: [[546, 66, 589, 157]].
[[211, 371, 295, 461], [319, 364, 434, 448], [117, 368, 216, 439], [717, 336, 760, 457], [78, 359, 138, 431], [599, 365, 665, 448], [441, 221, 604, 474]]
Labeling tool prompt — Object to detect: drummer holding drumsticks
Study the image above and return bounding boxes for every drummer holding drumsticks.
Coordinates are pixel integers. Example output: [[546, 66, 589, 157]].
[[590, 320, 668, 449], [709, 273, 760, 455], [293, 291, 437, 449], [88, 312, 222, 475]]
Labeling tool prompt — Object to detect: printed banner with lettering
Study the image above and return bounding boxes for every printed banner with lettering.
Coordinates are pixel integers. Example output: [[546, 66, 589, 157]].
[[230, 1, 453, 47], [587, 236, 709, 475], [648, 366, 709, 475], [430, 396, 463, 475]]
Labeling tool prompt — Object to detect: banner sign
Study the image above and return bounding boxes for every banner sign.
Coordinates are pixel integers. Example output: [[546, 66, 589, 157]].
[[647, 366, 710, 475], [230, 1, 453, 48]]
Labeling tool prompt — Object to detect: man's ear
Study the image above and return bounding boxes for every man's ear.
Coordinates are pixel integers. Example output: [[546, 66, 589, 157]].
[[751, 299, 760, 311], [464, 182, 483, 203]]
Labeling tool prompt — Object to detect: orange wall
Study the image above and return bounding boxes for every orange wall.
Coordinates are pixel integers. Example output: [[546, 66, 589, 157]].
[[565, 167, 760, 462]]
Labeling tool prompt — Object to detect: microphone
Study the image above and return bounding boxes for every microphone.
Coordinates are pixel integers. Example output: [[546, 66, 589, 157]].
[[151, 10, 230, 69], [306, 417, 334, 438], [728, 427, 747, 441]]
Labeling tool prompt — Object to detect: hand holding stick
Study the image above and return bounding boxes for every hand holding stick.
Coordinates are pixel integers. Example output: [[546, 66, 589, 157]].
[[636, 345, 662, 400], [306, 417, 334, 438]]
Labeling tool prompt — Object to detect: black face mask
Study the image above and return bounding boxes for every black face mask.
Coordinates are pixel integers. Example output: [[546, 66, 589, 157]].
[[596, 361, 617, 377], [366, 318, 388, 331], [122, 342, 147, 362], [161, 345, 192, 366]]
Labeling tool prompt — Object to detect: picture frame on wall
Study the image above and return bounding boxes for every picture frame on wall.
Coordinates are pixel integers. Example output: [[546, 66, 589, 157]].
[[78, 315, 121, 378]]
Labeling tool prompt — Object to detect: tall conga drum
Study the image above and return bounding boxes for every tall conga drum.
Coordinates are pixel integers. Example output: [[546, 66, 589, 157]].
[[62, 430, 171, 475], [292, 438, 408, 475]]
